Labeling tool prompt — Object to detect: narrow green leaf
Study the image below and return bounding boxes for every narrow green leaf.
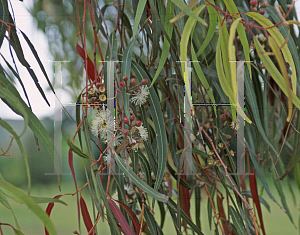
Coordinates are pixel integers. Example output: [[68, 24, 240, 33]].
[[216, 37, 234, 102], [167, 198, 204, 235], [245, 138, 284, 210], [7, 36, 50, 106], [166, 162, 190, 190], [132, 0, 147, 37], [136, 150, 152, 186], [0, 119, 31, 194], [266, 5, 300, 87], [274, 176, 294, 225], [0, 0, 9, 47], [169, 0, 198, 23], [0, 53, 31, 107], [241, 190, 270, 212], [180, 5, 206, 109], [0, 190, 10, 209], [196, 0, 217, 56], [191, 43, 217, 115], [131, 61, 167, 191], [121, 12, 133, 39], [149, 0, 174, 88], [31, 197, 67, 206], [195, 187, 201, 229], [246, 12, 296, 93], [122, 40, 136, 118], [96, 5, 109, 34], [158, 201, 166, 229], [0, 83, 28, 137], [149, 0, 161, 65], [171, 0, 207, 26], [115, 154, 168, 203], [20, 30, 55, 95], [218, 16, 231, 86], [0, 174, 57, 235], [268, 36, 293, 121], [207, 186, 215, 229], [294, 163, 300, 191], [229, 206, 246, 235], [253, 36, 300, 111], [223, 0, 251, 78], [228, 18, 242, 98], [136, 193, 160, 235], [176, 148, 209, 159], [66, 135, 89, 159]]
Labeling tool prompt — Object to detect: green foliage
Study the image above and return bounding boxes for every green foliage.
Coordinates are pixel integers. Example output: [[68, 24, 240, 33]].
[[1, 0, 300, 234]]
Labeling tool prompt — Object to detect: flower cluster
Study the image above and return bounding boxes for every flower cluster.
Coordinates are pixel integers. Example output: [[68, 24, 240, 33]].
[[119, 76, 150, 107], [130, 85, 149, 107], [91, 107, 114, 140]]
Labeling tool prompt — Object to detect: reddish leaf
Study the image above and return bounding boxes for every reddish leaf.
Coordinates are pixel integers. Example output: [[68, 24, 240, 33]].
[[76, 43, 96, 81], [68, 149, 81, 232], [107, 199, 135, 235], [240, 175, 249, 204], [114, 199, 140, 234], [179, 174, 190, 230], [249, 169, 266, 235], [217, 195, 230, 235], [80, 196, 96, 235], [44, 195, 63, 235]]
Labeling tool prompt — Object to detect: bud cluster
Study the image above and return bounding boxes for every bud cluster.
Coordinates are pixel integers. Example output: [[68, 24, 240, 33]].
[[250, 0, 268, 13], [120, 75, 148, 92], [86, 83, 107, 109]]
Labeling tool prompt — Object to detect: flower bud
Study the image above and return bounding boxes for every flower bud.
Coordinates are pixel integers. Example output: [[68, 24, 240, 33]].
[[260, 9, 265, 15], [225, 134, 232, 141], [123, 117, 129, 124], [130, 78, 136, 86], [220, 114, 226, 120], [89, 89, 96, 95], [120, 81, 125, 87], [123, 129, 129, 135], [207, 158, 214, 165], [135, 121, 142, 127], [99, 94, 106, 102], [130, 115, 135, 121], [99, 86, 105, 93], [123, 75, 128, 81], [141, 79, 148, 85]]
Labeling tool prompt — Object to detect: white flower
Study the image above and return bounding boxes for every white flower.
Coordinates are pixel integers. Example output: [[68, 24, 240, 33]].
[[91, 108, 114, 139], [136, 125, 148, 141], [130, 85, 149, 106], [230, 121, 239, 131]]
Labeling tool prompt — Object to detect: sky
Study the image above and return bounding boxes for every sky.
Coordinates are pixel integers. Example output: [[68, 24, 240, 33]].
[[1, 0, 300, 120], [0, 0, 66, 120]]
